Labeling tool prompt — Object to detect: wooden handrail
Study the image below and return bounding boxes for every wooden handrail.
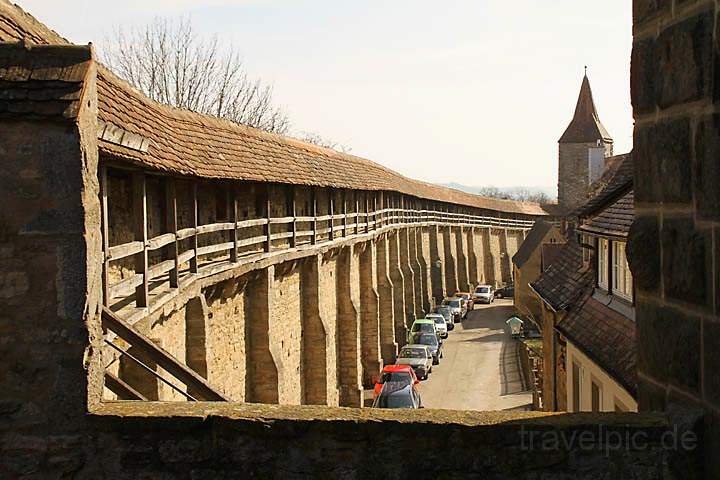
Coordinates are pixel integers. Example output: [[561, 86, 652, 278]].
[[102, 307, 229, 401]]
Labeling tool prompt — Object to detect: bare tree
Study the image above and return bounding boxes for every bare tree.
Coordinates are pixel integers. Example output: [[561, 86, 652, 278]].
[[297, 131, 352, 153], [101, 17, 290, 134], [476, 186, 550, 203]]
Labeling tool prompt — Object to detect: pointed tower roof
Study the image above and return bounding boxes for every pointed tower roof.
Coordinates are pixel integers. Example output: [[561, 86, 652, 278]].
[[559, 73, 612, 144]]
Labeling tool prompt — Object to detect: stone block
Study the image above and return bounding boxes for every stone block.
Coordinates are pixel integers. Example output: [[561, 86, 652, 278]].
[[627, 214, 661, 293], [631, 37, 657, 114], [637, 302, 701, 395], [693, 115, 720, 221], [634, 119, 691, 205], [633, 0, 671, 25], [661, 218, 710, 307], [656, 11, 713, 109], [702, 319, 720, 406]]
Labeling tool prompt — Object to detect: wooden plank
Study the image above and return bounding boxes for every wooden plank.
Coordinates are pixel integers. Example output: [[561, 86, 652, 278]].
[[328, 190, 335, 241], [237, 235, 268, 248], [100, 166, 110, 306], [342, 190, 348, 238], [311, 187, 318, 245], [107, 241, 144, 262], [288, 185, 297, 248], [178, 249, 195, 266], [147, 259, 177, 280], [104, 371, 149, 401], [373, 194, 378, 230], [101, 307, 229, 401], [195, 222, 235, 235], [355, 195, 360, 235], [230, 187, 238, 263], [270, 231, 294, 240], [164, 177, 179, 288], [133, 172, 149, 307], [365, 194, 370, 233], [176, 227, 197, 241], [269, 216, 294, 224], [264, 184, 272, 253], [197, 242, 235, 257], [146, 232, 176, 251], [109, 273, 143, 299], [236, 218, 269, 228], [190, 182, 199, 274]]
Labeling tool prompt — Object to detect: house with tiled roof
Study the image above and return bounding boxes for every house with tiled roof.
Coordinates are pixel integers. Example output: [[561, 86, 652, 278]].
[[511, 220, 564, 325], [530, 152, 637, 413], [557, 73, 614, 213]]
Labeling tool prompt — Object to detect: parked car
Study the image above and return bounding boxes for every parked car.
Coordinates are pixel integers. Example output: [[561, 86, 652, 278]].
[[372, 381, 423, 409], [442, 297, 467, 320], [372, 364, 419, 400], [495, 285, 515, 299], [455, 291, 474, 310], [396, 344, 434, 380], [426, 313, 448, 337], [409, 318, 439, 340], [409, 332, 443, 364], [434, 305, 455, 328], [473, 285, 495, 304]]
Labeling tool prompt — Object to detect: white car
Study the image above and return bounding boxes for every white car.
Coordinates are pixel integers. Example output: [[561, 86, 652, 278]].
[[473, 285, 494, 304], [425, 313, 448, 338]]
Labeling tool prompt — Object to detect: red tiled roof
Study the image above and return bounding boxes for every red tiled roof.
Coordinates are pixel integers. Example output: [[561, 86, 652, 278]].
[[512, 221, 553, 268], [529, 239, 594, 311], [575, 152, 633, 218], [0, 42, 91, 120], [556, 291, 637, 396], [0, 0, 549, 216], [559, 75, 612, 144], [540, 243, 564, 272], [579, 190, 634, 238]]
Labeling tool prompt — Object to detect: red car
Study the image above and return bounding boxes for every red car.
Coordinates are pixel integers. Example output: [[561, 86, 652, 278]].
[[372, 365, 419, 400]]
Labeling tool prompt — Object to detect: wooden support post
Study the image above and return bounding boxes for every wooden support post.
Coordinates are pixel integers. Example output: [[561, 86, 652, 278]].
[[230, 185, 239, 263], [100, 166, 110, 306], [165, 177, 179, 288], [373, 194, 378, 230], [133, 171, 149, 308], [311, 187, 318, 245], [379, 191, 384, 228], [264, 184, 272, 253], [329, 189, 335, 241], [342, 190, 348, 237], [355, 195, 360, 234], [400, 195, 405, 224], [289, 185, 297, 248], [365, 194, 370, 233], [190, 182, 199, 274]]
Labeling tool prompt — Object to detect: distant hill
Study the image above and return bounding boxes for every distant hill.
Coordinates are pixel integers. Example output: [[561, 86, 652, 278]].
[[439, 183, 557, 203]]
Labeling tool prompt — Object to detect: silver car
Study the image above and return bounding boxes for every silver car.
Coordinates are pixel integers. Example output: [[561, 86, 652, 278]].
[[442, 297, 467, 320], [396, 344, 433, 380], [473, 285, 494, 304]]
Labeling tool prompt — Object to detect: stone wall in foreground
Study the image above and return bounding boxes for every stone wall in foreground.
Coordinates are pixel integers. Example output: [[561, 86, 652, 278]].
[[2, 402, 690, 479], [630, 0, 720, 477]]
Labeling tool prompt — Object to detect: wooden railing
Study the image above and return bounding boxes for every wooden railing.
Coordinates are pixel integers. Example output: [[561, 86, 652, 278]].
[[100, 168, 535, 317]]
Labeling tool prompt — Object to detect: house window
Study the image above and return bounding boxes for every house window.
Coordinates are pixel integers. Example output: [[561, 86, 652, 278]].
[[612, 241, 633, 301], [591, 380, 602, 412], [572, 362, 583, 412], [598, 238, 609, 290], [581, 234, 592, 265]]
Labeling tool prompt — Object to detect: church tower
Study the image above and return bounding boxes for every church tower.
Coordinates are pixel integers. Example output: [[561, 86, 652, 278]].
[[558, 72, 613, 212]]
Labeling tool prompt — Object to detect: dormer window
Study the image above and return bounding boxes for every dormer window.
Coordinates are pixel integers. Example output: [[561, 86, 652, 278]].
[[597, 238, 609, 290], [612, 241, 633, 301]]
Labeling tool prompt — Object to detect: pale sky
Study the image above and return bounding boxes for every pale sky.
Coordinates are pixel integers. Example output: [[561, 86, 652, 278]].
[[18, 0, 633, 191]]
